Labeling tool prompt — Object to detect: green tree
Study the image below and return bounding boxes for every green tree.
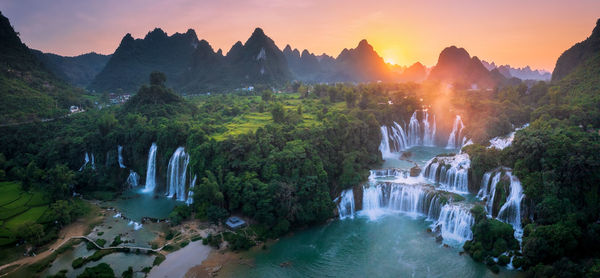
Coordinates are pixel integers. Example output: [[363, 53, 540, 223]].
[[150, 71, 167, 86]]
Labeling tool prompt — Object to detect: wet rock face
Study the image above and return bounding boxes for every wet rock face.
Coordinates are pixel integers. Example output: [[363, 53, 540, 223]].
[[410, 166, 421, 177]]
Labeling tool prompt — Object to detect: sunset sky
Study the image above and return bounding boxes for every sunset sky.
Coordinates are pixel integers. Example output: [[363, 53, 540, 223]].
[[1, 0, 598, 71]]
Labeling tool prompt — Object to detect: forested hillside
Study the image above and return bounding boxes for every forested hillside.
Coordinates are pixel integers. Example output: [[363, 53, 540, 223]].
[[0, 12, 82, 124]]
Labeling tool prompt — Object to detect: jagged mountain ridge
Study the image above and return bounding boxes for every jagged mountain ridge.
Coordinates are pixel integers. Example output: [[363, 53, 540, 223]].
[[481, 60, 551, 81], [79, 26, 551, 92]]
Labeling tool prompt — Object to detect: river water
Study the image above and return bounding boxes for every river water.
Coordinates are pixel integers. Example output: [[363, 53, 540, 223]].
[[221, 146, 523, 278]]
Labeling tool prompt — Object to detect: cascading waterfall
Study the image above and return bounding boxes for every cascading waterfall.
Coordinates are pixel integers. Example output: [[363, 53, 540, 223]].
[[485, 172, 501, 216], [423, 112, 436, 146], [408, 111, 421, 146], [126, 171, 140, 187], [446, 115, 466, 149], [488, 123, 529, 150], [361, 183, 441, 221], [422, 153, 470, 193], [143, 143, 158, 193], [433, 204, 474, 244], [337, 188, 355, 219], [166, 147, 190, 201], [79, 152, 90, 171], [118, 145, 126, 168], [379, 110, 437, 157], [477, 169, 525, 240], [186, 175, 197, 205], [497, 172, 524, 239], [476, 172, 492, 199]]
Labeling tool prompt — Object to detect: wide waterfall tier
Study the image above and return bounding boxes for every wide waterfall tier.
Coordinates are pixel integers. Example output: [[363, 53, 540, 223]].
[[337, 188, 355, 219], [126, 171, 140, 187], [143, 143, 158, 193], [432, 204, 474, 245], [361, 182, 442, 221], [118, 145, 126, 168], [166, 147, 190, 201], [379, 110, 437, 157], [477, 168, 525, 240], [446, 115, 466, 149], [422, 153, 470, 193]]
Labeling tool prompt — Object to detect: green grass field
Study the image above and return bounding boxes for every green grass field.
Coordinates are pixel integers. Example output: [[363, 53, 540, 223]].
[[0, 182, 50, 246]]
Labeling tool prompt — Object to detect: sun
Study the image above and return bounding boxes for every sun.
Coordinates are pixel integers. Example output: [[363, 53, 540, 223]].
[[384, 57, 397, 65]]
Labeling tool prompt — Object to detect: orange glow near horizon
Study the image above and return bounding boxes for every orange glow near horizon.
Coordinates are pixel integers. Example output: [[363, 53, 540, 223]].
[[1, 0, 599, 71]]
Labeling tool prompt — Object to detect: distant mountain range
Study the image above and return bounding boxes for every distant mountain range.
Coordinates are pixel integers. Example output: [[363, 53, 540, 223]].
[[31, 50, 111, 87], [481, 60, 551, 81], [22, 23, 557, 94]]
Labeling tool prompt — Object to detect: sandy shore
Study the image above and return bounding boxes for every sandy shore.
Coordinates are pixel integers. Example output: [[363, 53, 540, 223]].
[[148, 241, 212, 278]]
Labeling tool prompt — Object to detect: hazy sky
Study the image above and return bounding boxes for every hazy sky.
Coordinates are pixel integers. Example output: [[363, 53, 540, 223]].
[[1, 0, 598, 71]]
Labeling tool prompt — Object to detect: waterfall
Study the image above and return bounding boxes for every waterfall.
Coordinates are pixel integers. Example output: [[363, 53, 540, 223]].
[[485, 172, 502, 216], [379, 126, 394, 158], [477, 172, 492, 199], [126, 171, 140, 187], [422, 153, 470, 193], [337, 188, 356, 219], [143, 143, 158, 193], [90, 154, 96, 170], [379, 110, 438, 158], [433, 204, 474, 244], [446, 115, 466, 149], [488, 123, 529, 150], [497, 172, 524, 240], [423, 111, 436, 146], [166, 147, 190, 201], [360, 183, 441, 221], [186, 175, 197, 205], [408, 111, 421, 146], [118, 145, 126, 168], [79, 152, 90, 171], [369, 169, 407, 179]]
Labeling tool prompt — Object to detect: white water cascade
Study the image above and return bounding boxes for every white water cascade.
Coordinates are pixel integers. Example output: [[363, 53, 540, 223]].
[[488, 123, 529, 150], [446, 115, 466, 149], [166, 147, 190, 201], [379, 110, 437, 158], [478, 169, 525, 240], [126, 171, 140, 187], [423, 112, 437, 146], [118, 145, 126, 168], [186, 175, 197, 205], [361, 183, 441, 221], [79, 152, 90, 171], [337, 189, 356, 219], [433, 204, 474, 244], [497, 172, 524, 239], [143, 143, 158, 193], [407, 111, 422, 146], [422, 153, 470, 193]]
